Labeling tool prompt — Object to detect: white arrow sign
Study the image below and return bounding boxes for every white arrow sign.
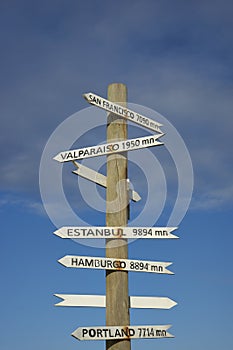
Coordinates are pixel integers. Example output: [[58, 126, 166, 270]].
[[53, 134, 163, 163], [83, 92, 163, 133], [53, 226, 178, 239], [54, 294, 177, 309], [72, 324, 173, 341], [58, 255, 173, 274], [72, 161, 141, 202]]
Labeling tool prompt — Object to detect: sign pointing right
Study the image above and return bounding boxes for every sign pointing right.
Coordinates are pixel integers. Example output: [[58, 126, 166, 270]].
[[83, 92, 163, 133], [72, 161, 141, 202], [54, 294, 177, 309]]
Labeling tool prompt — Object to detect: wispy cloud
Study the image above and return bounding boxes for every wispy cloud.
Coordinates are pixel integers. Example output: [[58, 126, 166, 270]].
[[0, 194, 46, 216], [191, 185, 233, 211], [0, 0, 233, 213]]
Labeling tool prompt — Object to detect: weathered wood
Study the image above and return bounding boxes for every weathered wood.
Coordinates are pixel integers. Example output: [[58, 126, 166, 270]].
[[106, 83, 130, 350]]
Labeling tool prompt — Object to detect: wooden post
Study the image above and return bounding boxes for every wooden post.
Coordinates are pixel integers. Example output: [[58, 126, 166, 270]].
[[106, 83, 131, 350]]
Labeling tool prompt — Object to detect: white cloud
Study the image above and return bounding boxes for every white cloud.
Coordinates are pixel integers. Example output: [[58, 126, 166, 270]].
[[1, 0, 233, 213], [191, 185, 233, 211], [0, 194, 46, 216]]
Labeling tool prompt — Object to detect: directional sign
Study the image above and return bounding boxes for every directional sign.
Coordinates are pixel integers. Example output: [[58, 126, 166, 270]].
[[53, 134, 163, 163], [54, 294, 177, 309], [83, 92, 163, 133], [72, 324, 173, 341], [54, 226, 178, 239], [72, 161, 141, 202], [58, 255, 173, 274]]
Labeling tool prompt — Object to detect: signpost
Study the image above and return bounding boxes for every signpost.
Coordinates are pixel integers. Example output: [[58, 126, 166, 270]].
[[54, 226, 178, 239], [54, 294, 177, 309], [72, 325, 173, 341], [53, 133, 163, 163], [52, 83, 178, 348], [83, 92, 163, 133], [72, 161, 141, 202]]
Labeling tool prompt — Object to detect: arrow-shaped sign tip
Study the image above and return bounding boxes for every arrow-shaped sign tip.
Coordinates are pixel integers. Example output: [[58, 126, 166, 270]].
[[71, 329, 80, 340], [82, 93, 92, 102], [53, 229, 62, 238], [171, 299, 178, 308], [53, 154, 61, 162], [57, 257, 66, 267]]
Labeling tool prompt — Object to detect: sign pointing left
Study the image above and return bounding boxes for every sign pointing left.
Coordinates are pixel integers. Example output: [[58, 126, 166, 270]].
[[53, 226, 178, 239], [72, 324, 173, 341], [53, 134, 163, 162]]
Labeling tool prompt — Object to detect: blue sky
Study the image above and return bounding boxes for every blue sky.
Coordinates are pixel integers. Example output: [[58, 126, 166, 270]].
[[1, 1, 233, 349]]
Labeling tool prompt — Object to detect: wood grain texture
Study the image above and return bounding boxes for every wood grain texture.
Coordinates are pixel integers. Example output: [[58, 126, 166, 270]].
[[106, 83, 131, 350]]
